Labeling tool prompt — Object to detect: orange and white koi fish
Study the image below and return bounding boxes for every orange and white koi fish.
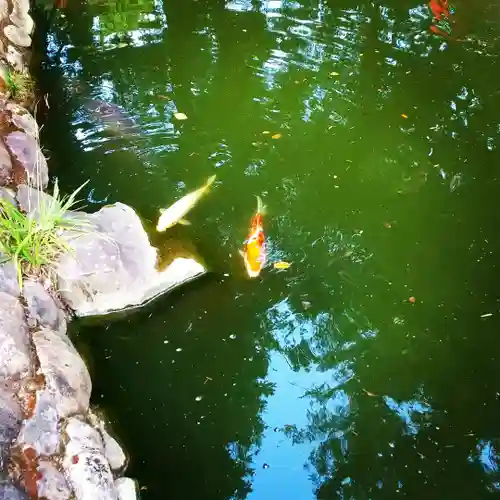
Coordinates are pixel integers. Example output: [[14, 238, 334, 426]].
[[240, 196, 267, 278]]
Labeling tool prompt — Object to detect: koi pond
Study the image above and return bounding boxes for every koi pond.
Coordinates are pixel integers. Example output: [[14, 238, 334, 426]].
[[37, 0, 500, 498]]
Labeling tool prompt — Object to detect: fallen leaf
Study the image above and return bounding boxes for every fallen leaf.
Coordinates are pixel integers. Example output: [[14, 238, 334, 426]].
[[173, 112, 188, 120], [363, 389, 377, 397], [481, 313, 493, 318], [330, 71, 340, 76], [401, 113, 408, 119], [262, 130, 271, 134], [273, 261, 292, 269], [271, 133, 282, 139], [158, 95, 170, 100]]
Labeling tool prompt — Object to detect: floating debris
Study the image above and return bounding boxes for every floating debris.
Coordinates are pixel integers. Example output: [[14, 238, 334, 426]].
[[480, 313, 493, 318], [408, 296, 416, 304], [173, 112, 188, 120], [271, 133, 282, 139], [273, 261, 292, 270], [401, 113, 408, 119]]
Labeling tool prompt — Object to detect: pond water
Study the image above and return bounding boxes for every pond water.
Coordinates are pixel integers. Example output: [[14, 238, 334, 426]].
[[36, 0, 500, 498]]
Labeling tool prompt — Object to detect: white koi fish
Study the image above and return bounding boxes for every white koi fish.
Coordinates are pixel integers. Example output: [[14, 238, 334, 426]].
[[156, 175, 216, 232]]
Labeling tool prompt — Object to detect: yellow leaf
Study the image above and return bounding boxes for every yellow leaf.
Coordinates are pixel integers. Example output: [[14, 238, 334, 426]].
[[174, 112, 188, 120], [273, 261, 292, 269], [271, 133, 282, 139], [330, 72, 340, 76], [401, 113, 408, 119]]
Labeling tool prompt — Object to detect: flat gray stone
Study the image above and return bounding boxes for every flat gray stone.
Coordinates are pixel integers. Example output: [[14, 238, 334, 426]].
[[4, 132, 48, 189], [0, 138, 12, 187], [88, 413, 127, 472], [7, 104, 37, 137], [0, 0, 8, 19], [0, 261, 20, 297], [0, 293, 30, 380], [16, 184, 54, 216], [37, 459, 72, 499], [16, 389, 60, 456], [32, 328, 91, 418], [0, 482, 27, 499], [0, 187, 16, 208], [22, 280, 67, 333], [0, 388, 22, 469], [56, 202, 206, 316], [5, 45, 24, 73], [115, 478, 138, 500], [9, 10, 34, 35], [4, 24, 31, 48], [11, 0, 29, 15], [63, 417, 117, 500]]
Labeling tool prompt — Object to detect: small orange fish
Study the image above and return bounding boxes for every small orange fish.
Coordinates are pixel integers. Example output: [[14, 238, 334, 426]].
[[240, 196, 267, 278]]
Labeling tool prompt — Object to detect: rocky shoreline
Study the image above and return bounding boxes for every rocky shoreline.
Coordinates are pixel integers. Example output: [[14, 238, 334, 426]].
[[0, 1, 206, 498]]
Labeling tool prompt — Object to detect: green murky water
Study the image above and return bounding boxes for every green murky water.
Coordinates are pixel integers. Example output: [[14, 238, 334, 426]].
[[36, 0, 500, 498]]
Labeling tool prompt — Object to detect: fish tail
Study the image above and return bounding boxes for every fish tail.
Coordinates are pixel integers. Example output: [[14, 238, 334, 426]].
[[256, 195, 267, 215], [204, 174, 217, 190]]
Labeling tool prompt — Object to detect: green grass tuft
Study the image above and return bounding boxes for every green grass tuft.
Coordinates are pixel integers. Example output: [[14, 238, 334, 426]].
[[5, 70, 34, 103], [0, 179, 90, 289]]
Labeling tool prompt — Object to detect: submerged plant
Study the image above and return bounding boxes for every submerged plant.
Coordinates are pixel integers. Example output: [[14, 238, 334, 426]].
[[0, 179, 90, 288], [5, 70, 34, 102]]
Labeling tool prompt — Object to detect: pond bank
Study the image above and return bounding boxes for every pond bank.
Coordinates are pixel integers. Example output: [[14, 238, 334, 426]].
[[0, 1, 206, 498]]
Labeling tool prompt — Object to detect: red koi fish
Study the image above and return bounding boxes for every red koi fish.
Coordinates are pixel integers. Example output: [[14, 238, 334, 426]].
[[429, 0, 450, 20], [240, 196, 267, 278]]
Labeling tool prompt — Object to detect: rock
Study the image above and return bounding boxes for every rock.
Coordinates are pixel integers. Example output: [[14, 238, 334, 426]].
[[0, 0, 8, 19], [11, 0, 30, 15], [0, 293, 30, 379], [115, 478, 138, 500], [56, 202, 206, 316], [16, 184, 53, 216], [4, 132, 48, 189], [9, 11, 34, 35], [0, 482, 27, 499], [22, 280, 66, 333], [0, 388, 22, 469], [0, 61, 8, 89], [0, 261, 20, 297], [32, 328, 91, 418], [0, 187, 16, 207], [88, 413, 127, 472], [16, 390, 60, 456], [5, 45, 24, 73], [63, 417, 117, 500], [3, 25, 31, 48], [7, 105, 37, 137], [37, 459, 72, 499], [0, 138, 12, 187]]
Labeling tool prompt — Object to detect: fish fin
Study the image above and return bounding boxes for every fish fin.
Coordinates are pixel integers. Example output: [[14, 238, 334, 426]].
[[256, 195, 267, 215], [178, 218, 191, 226], [159, 208, 165, 214]]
